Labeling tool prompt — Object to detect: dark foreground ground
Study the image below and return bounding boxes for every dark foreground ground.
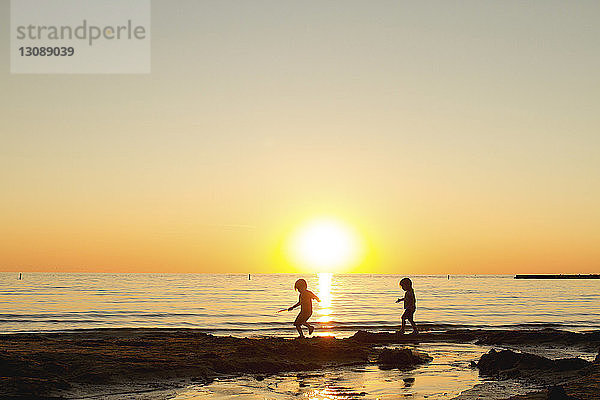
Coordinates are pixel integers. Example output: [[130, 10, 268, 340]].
[[1, 327, 599, 399]]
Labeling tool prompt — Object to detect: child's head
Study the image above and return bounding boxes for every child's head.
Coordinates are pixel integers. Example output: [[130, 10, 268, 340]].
[[399, 277, 412, 291], [294, 278, 308, 291]]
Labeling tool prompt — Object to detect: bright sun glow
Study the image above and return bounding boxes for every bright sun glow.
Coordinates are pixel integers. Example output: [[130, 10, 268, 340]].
[[289, 218, 363, 273]]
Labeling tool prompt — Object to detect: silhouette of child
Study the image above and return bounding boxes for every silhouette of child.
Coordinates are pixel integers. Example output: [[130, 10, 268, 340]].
[[288, 278, 320, 338], [396, 277, 419, 335]]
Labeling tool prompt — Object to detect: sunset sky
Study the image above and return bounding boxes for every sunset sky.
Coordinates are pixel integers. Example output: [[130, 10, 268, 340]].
[[2, 1, 599, 274]]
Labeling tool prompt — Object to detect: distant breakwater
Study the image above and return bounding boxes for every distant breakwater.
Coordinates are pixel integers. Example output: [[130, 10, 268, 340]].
[[515, 274, 600, 279]]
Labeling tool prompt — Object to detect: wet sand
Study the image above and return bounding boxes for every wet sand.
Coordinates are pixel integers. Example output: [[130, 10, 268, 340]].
[[1, 327, 598, 399]]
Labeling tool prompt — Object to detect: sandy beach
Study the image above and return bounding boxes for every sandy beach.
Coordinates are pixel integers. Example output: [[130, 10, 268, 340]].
[[1, 327, 599, 399]]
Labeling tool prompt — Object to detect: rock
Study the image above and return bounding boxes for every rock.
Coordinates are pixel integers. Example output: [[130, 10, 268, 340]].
[[477, 349, 550, 375], [553, 357, 592, 372], [0, 376, 70, 398], [351, 330, 393, 343], [377, 348, 432, 370], [476, 349, 591, 378], [547, 384, 577, 400], [403, 377, 415, 387]]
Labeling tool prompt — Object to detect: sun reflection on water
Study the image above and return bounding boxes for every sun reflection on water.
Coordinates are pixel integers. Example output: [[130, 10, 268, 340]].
[[317, 272, 333, 328]]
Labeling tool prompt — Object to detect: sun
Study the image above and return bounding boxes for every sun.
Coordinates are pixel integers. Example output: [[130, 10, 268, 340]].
[[288, 218, 363, 272]]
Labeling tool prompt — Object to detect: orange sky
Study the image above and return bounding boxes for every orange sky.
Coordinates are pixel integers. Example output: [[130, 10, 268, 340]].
[[1, 1, 599, 274]]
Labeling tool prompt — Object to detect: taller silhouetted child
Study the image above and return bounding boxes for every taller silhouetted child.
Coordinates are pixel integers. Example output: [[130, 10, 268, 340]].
[[287, 278, 320, 338]]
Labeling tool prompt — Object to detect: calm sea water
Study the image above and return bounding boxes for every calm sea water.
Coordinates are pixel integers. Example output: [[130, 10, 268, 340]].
[[1, 273, 599, 336]]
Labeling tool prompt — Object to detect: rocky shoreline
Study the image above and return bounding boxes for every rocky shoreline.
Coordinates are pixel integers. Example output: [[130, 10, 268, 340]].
[[1, 328, 598, 399], [475, 348, 599, 399]]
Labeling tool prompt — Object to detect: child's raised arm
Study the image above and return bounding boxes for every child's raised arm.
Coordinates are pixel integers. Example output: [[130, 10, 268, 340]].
[[312, 291, 320, 302], [395, 297, 404, 303], [288, 300, 300, 311]]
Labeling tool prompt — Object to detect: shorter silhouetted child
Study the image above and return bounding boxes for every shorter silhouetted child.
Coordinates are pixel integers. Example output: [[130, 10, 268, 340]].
[[396, 277, 418, 335], [287, 278, 320, 338]]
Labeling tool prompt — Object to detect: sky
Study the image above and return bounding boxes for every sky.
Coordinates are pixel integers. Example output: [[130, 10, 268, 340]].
[[1, 1, 599, 274]]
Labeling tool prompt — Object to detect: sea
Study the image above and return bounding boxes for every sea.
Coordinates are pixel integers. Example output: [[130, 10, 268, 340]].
[[1, 273, 599, 336], [2, 273, 599, 400]]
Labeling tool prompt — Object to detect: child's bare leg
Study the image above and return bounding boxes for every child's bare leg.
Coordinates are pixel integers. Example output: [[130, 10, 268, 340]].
[[408, 318, 418, 334], [295, 324, 304, 338], [303, 323, 314, 335], [399, 318, 406, 334]]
